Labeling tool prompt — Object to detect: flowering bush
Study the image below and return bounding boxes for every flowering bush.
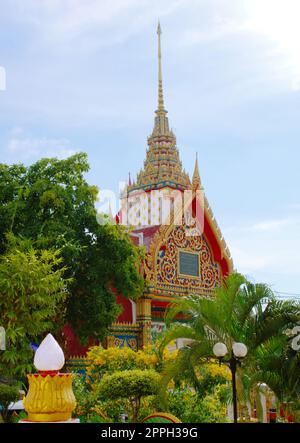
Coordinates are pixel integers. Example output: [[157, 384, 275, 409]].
[[86, 345, 177, 383], [168, 385, 229, 423], [76, 346, 170, 422], [196, 361, 231, 398], [76, 348, 229, 423]]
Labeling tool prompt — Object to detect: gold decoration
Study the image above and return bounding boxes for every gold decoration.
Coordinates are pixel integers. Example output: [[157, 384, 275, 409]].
[[23, 374, 76, 422], [142, 412, 181, 423], [192, 153, 201, 191], [126, 23, 191, 193], [144, 191, 233, 287], [203, 195, 233, 272], [137, 297, 152, 347], [145, 208, 214, 295], [115, 24, 234, 348]]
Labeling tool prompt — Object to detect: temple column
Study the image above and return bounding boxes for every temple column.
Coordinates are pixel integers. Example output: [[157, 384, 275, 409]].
[[137, 296, 152, 348]]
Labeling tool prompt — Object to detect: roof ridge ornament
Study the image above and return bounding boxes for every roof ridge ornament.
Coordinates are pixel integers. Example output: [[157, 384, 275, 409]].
[[192, 152, 201, 190]]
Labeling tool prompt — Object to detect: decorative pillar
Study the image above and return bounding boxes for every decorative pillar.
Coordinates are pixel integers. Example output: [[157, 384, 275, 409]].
[[22, 334, 77, 423], [137, 297, 152, 348]]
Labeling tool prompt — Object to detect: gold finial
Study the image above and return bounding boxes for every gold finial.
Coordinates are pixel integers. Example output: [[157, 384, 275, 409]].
[[150, 21, 172, 138], [192, 153, 201, 190], [157, 20, 164, 111]]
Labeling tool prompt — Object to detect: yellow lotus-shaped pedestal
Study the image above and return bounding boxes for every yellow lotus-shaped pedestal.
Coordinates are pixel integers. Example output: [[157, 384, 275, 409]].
[[23, 373, 76, 422]]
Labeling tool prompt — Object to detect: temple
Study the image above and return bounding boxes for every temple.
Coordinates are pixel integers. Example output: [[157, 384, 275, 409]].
[[65, 24, 233, 364], [107, 23, 233, 351]]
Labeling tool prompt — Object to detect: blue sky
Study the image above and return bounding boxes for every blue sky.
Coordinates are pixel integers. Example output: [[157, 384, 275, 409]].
[[0, 0, 299, 295]]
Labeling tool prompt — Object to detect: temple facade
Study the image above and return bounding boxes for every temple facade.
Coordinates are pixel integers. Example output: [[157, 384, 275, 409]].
[[106, 23, 233, 352], [64, 24, 233, 365]]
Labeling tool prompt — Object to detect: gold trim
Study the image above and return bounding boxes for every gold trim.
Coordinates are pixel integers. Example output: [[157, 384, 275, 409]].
[[27, 412, 71, 422], [144, 191, 233, 289], [204, 195, 234, 273], [23, 374, 76, 423]]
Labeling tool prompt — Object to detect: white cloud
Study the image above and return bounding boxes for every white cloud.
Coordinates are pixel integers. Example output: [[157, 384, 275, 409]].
[[244, 0, 300, 90], [8, 0, 187, 52], [229, 245, 273, 272], [0, 66, 6, 91], [224, 217, 298, 234], [172, 0, 300, 91], [288, 203, 300, 211], [6, 128, 77, 161], [224, 215, 300, 292], [179, 15, 247, 47], [251, 218, 293, 232]]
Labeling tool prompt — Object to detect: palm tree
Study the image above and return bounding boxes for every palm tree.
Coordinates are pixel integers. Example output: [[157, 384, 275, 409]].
[[248, 335, 300, 421], [159, 272, 300, 421]]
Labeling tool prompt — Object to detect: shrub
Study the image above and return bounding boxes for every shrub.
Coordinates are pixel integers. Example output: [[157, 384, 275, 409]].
[[72, 375, 95, 417], [98, 369, 161, 422], [168, 385, 229, 423], [0, 384, 20, 423], [86, 346, 159, 381], [196, 362, 231, 398]]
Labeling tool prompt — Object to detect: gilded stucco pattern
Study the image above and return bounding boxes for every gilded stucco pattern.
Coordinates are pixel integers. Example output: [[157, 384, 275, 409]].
[[146, 223, 221, 293]]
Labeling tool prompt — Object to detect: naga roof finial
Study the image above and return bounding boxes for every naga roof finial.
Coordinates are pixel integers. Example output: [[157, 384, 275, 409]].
[[192, 152, 201, 190]]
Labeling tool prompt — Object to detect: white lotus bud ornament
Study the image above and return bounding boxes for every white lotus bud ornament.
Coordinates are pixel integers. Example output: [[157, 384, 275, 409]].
[[34, 333, 65, 372], [23, 333, 76, 422]]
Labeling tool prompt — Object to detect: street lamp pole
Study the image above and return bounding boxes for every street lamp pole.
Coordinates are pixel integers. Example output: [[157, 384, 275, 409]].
[[213, 342, 248, 424], [229, 356, 238, 424]]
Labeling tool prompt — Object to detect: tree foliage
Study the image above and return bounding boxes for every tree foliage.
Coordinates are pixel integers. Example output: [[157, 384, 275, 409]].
[[0, 384, 20, 423], [98, 369, 160, 422], [0, 240, 69, 378], [168, 385, 228, 423], [159, 272, 300, 418], [0, 153, 144, 343], [99, 369, 160, 400], [86, 345, 176, 383]]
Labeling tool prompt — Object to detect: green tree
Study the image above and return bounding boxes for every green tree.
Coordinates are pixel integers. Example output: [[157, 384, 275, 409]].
[[0, 153, 144, 343], [248, 336, 300, 421], [98, 369, 161, 422], [159, 273, 300, 419], [0, 384, 20, 423], [0, 241, 69, 378]]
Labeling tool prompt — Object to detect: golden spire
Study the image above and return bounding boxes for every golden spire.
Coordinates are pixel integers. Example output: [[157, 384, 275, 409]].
[[192, 153, 201, 190], [151, 21, 172, 137], [157, 21, 165, 112], [129, 23, 191, 193]]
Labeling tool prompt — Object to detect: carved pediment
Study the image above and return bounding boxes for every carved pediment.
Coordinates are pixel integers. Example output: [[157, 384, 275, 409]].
[[145, 222, 221, 294]]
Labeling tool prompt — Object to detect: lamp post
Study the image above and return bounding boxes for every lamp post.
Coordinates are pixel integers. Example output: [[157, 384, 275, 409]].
[[213, 342, 248, 424]]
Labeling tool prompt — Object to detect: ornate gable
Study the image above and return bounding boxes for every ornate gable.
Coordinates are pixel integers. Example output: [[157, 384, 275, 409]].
[[145, 222, 221, 298]]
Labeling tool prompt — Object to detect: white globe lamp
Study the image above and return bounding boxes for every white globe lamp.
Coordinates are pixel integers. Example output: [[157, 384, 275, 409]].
[[232, 342, 248, 358], [213, 342, 228, 358]]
